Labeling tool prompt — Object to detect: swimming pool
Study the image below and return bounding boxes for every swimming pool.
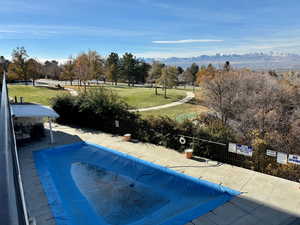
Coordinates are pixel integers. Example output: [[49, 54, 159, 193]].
[[34, 142, 239, 225]]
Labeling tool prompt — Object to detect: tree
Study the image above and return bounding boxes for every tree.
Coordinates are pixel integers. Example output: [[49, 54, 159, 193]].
[[26, 58, 42, 86], [42, 60, 60, 80], [75, 53, 90, 91], [157, 66, 178, 98], [87, 50, 104, 84], [190, 63, 199, 80], [177, 66, 184, 75], [202, 70, 241, 125], [105, 52, 120, 85], [147, 61, 165, 94], [183, 68, 193, 84], [8, 47, 29, 84], [223, 61, 231, 72], [196, 64, 216, 84], [147, 61, 164, 84], [120, 53, 137, 86], [61, 57, 76, 85]]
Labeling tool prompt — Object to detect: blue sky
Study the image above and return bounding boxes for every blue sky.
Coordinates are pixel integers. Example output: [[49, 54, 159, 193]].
[[1, 0, 300, 61]]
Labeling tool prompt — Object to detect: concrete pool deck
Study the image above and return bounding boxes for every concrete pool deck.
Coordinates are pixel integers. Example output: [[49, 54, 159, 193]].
[[19, 124, 300, 225]]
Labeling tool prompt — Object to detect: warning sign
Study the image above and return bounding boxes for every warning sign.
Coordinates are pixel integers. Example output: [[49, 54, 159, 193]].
[[277, 152, 288, 165], [288, 154, 300, 165], [266, 149, 277, 157], [228, 143, 237, 153], [236, 144, 253, 157]]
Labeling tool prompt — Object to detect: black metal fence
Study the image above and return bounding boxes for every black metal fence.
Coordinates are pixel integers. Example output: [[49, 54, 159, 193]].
[[178, 135, 248, 166], [178, 134, 300, 182], [0, 74, 28, 225]]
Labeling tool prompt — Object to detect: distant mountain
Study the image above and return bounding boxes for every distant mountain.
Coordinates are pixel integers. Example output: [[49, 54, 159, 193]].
[[142, 53, 300, 71]]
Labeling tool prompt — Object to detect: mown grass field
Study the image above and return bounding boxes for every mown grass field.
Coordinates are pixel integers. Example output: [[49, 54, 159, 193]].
[[66, 85, 187, 109], [8, 85, 186, 108], [139, 89, 209, 120], [8, 84, 207, 121], [140, 102, 209, 121], [8, 85, 67, 106]]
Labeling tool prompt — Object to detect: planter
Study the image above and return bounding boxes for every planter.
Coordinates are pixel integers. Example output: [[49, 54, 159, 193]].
[[185, 149, 193, 159], [123, 134, 131, 142]]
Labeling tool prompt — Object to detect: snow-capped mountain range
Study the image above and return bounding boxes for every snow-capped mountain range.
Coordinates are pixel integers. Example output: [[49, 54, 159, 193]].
[[143, 53, 300, 70]]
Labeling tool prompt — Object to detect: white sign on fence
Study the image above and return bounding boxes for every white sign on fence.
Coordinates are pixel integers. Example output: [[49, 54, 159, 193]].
[[277, 152, 288, 164], [266, 149, 277, 157], [288, 154, 300, 165], [228, 143, 237, 153], [236, 144, 253, 157]]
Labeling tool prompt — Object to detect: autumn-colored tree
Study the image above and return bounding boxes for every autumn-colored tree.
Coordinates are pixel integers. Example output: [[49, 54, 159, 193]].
[[87, 50, 104, 83], [196, 64, 216, 84], [61, 57, 76, 85], [26, 58, 42, 86], [8, 47, 29, 83], [75, 53, 90, 90]]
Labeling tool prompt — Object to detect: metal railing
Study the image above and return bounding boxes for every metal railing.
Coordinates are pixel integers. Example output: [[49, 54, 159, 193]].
[[0, 73, 29, 225]]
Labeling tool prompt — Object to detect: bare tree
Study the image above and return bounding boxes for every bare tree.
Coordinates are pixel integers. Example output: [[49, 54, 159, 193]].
[[203, 70, 241, 125]]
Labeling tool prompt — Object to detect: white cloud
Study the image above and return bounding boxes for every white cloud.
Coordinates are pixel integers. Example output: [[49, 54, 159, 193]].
[[0, 24, 156, 39], [152, 39, 224, 44]]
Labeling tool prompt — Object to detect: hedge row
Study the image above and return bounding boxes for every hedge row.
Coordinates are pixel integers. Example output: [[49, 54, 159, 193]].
[[51, 88, 300, 182], [51, 88, 233, 153]]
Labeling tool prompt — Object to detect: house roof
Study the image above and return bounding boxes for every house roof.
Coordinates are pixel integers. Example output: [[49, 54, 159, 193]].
[[10, 104, 59, 118]]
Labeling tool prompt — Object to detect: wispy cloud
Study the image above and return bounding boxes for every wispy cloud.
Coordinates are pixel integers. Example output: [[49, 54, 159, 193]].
[[0, 24, 157, 39], [152, 39, 224, 44]]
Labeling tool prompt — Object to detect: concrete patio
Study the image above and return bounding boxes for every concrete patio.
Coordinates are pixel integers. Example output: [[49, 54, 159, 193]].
[[19, 124, 300, 225]]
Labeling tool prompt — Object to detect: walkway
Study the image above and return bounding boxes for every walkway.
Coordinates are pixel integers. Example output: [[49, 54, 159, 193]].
[[64, 87, 78, 96], [129, 91, 195, 112], [62, 89, 195, 111], [19, 124, 300, 225]]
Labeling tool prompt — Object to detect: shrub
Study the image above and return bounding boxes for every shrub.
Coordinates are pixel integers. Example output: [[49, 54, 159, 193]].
[[51, 87, 299, 182], [52, 88, 140, 134], [52, 89, 234, 153]]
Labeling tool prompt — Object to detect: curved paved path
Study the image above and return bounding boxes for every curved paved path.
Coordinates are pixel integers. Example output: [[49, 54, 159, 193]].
[[129, 91, 195, 112], [64, 87, 78, 96]]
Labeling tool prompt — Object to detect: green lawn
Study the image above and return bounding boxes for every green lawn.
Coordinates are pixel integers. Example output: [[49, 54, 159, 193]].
[[8, 85, 67, 106], [140, 101, 209, 121], [8, 84, 208, 122], [67, 85, 186, 109]]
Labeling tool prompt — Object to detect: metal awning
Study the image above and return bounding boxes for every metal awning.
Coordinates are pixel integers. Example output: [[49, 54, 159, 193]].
[[10, 103, 59, 144], [10, 104, 59, 118]]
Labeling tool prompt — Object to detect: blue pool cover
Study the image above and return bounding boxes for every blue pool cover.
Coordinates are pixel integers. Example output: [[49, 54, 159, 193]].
[[34, 142, 240, 225]]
